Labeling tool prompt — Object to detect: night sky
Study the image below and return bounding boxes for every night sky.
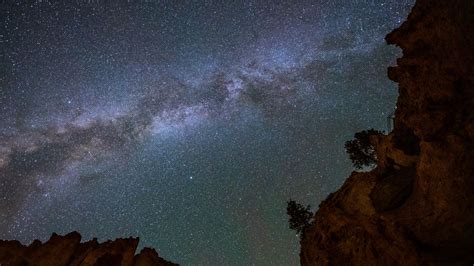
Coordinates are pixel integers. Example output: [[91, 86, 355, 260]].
[[0, 1, 413, 265]]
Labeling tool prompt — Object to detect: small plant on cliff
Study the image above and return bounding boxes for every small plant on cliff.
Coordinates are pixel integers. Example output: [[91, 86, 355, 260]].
[[287, 199, 313, 239], [344, 129, 384, 169]]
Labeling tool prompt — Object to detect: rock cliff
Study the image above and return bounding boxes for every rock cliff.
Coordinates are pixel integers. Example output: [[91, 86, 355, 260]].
[[0, 231, 177, 266], [300, 0, 474, 265]]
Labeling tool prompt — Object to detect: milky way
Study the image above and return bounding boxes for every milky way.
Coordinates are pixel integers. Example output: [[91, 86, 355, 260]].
[[1, 1, 414, 264]]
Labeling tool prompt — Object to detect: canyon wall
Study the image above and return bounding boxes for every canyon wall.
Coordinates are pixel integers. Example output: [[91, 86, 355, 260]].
[[300, 0, 474, 265]]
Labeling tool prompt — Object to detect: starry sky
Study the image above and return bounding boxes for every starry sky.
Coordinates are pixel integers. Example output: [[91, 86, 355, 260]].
[[0, 0, 414, 265]]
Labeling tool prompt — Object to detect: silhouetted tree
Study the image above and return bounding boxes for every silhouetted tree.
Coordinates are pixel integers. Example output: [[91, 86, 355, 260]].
[[287, 199, 313, 238], [345, 129, 383, 169]]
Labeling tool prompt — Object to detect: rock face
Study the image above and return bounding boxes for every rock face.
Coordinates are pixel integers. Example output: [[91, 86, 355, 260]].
[[0, 232, 177, 266], [300, 0, 474, 265]]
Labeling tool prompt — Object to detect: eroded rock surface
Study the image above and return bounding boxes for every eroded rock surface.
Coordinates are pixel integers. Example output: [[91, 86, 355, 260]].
[[0, 232, 177, 266], [300, 0, 474, 265]]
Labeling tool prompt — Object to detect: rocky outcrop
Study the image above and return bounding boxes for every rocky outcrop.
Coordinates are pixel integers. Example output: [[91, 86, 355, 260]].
[[0, 232, 177, 266], [300, 0, 474, 265]]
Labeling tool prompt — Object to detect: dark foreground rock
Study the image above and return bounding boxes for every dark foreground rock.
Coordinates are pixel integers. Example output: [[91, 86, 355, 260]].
[[0, 231, 177, 266], [300, 0, 474, 265]]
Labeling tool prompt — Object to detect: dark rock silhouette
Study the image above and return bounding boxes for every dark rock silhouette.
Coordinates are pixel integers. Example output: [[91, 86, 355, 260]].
[[0, 231, 177, 266], [300, 0, 474, 265]]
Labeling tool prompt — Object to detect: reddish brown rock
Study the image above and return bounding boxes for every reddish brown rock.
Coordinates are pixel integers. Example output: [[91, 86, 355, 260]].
[[27, 232, 82, 266], [134, 247, 175, 266], [0, 232, 177, 266], [301, 0, 474, 265]]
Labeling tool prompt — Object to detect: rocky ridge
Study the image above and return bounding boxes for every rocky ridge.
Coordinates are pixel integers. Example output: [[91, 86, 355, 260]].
[[0, 231, 177, 266]]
